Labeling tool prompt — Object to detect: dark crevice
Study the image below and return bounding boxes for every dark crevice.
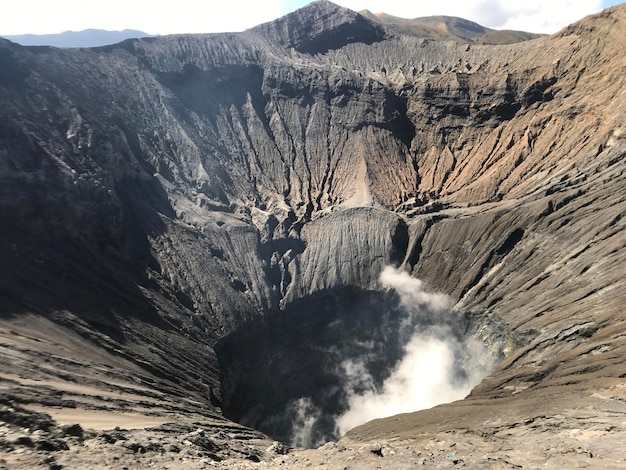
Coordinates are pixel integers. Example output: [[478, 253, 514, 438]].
[[495, 228, 524, 256], [390, 218, 409, 265], [404, 216, 441, 269]]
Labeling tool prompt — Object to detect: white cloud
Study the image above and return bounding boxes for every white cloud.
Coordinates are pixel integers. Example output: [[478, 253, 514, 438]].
[[1, 0, 284, 35], [333, 0, 604, 33], [1, 0, 606, 36]]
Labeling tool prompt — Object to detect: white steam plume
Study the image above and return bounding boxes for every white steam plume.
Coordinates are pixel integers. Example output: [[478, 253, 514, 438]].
[[336, 266, 492, 436], [289, 397, 322, 448], [379, 266, 450, 312]]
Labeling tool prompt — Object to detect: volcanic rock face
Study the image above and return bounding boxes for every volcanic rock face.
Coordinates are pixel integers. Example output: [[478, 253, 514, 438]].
[[1, 0, 626, 467]]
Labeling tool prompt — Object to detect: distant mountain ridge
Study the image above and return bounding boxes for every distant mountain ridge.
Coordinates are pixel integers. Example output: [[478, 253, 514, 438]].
[[360, 10, 543, 44], [1, 11, 541, 49], [1, 28, 154, 48]]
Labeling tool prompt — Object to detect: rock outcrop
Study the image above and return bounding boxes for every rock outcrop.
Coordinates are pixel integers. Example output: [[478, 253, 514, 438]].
[[0, 0, 625, 467]]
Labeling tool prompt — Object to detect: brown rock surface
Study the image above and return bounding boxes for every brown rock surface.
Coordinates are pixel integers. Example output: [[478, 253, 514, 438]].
[[0, 1, 625, 468]]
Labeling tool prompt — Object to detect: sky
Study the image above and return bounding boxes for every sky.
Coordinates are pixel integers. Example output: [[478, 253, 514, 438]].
[[1, 0, 623, 36]]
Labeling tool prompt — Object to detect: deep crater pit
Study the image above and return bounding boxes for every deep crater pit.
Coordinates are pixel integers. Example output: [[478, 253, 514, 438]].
[[215, 268, 511, 448]]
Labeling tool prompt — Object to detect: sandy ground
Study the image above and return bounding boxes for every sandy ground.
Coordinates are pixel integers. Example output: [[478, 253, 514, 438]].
[[2, 312, 626, 469], [23, 406, 167, 431]]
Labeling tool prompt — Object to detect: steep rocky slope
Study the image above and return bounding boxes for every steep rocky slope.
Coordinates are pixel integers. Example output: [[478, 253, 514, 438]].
[[0, 0, 625, 467]]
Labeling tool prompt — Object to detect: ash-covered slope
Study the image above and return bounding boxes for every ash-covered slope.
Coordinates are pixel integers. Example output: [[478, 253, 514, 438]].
[[1, 0, 625, 467]]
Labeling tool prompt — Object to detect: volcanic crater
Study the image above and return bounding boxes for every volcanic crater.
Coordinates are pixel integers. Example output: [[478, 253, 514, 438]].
[[1, 1, 626, 468]]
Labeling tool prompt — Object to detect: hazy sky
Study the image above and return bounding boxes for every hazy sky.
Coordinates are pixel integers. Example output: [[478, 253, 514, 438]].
[[1, 0, 624, 36]]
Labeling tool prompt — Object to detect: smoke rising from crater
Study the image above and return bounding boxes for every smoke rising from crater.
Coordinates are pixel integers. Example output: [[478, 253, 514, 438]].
[[270, 267, 496, 448], [335, 267, 493, 437], [290, 397, 322, 448], [379, 266, 450, 311]]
